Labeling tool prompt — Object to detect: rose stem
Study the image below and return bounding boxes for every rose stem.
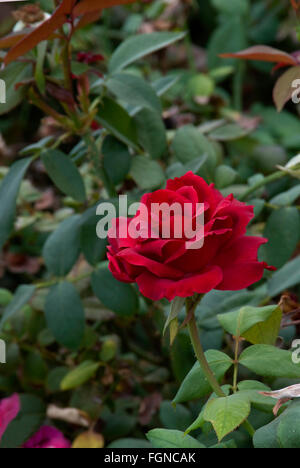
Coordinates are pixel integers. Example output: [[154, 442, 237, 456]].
[[187, 309, 225, 398], [186, 297, 255, 438]]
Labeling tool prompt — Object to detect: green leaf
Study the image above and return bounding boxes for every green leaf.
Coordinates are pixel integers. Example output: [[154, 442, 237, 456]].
[[171, 125, 217, 179], [253, 401, 300, 448], [97, 97, 138, 148], [0, 395, 45, 449], [240, 344, 300, 378], [35, 41, 47, 94], [0, 157, 32, 250], [46, 367, 69, 392], [270, 185, 300, 207], [0, 62, 31, 115], [159, 401, 193, 432], [109, 32, 186, 73], [80, 212, 107, 266], [134, 107, 167, 159], [215, 165, 237, 189], [263, 207, 300, 269], [207, 17, 246, 69], [45, 282, 85, 350], [218, 305, 282, 345], [237, 380, 275, 412], [0, 284, 35, 330], [91, 265, 139, 317], [268, 256, 300, 298], [130, 155, 165, 189], [43, 215, 82, 276], [203, 393, 251, 442], [60, 361, 100, 391], [41, 150, 86, 202], [185, 385, 231, 435], [108, 438, 151, 449], [147, 429, 205, 449], [107, 73, 162, 114], [209, 124, 249, 141], [173, 350, 233, 403], [211, 0, 249, 15], [277, 409, 300, 448], [152, 75, 179, 97], [102, 135, 131, 185]]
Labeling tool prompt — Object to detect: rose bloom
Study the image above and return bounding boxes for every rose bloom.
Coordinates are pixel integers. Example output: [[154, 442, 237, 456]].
[[108, 172, 274, 301], [23, 426, 70, 449]]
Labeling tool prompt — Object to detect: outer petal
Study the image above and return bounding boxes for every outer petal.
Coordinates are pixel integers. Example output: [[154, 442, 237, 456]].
[[215, 236, 267, 290], [136, 266, 223, 301], [216, 262, 265, 291]]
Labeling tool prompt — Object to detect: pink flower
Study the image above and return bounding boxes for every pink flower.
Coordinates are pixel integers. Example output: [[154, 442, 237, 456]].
[[77, 52, 104, 65], [23, 426, 71, 448], [0, 394, 20, 441]]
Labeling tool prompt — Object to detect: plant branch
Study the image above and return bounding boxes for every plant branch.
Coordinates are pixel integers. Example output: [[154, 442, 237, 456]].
[[83, 132, 117, 198], [239, 171, 287, 201]]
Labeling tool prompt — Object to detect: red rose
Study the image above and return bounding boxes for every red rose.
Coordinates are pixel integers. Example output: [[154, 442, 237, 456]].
[[107, 172, 274, 301]]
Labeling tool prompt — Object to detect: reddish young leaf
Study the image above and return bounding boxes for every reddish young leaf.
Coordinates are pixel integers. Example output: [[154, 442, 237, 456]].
[[0, 31, 29, 50], [291, 0, 300, 10], [73, 0, 136, 17], [273, 65, 300, 111], [220, 46, 298, 65], [4, 0, 77, 66], [74, 10, 102, 30]]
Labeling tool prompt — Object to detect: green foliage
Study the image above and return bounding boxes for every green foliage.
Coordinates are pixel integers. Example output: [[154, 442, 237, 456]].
[[0, 158, 32, 250], [91, 265, 139, 317], [0, 0, 299, 450], [254, 401, 300, 448], [203, 393, 251, 442], [41, 150, 86, 202], [61, 361, 100, 391], [45, 282, 85, 350], [218, 305, 282, 345], [109, 32, 186, 73], [239, 345, 300, 379], [147, 429, 205, 449], [173, 351, 233, 403]]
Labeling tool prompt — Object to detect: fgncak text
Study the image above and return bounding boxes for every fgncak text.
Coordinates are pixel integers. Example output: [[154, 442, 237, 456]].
[[0, 79, 6, 104], [0, 339, 6, 364], [292, 339, 300, 364]]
